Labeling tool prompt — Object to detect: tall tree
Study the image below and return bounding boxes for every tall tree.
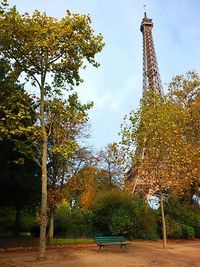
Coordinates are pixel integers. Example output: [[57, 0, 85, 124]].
[[66, 164, 118, 209], [46, 93, 93, 238], [121, 76, 200, 248], [97, 143, 125, 188], [0, 2, 104, 257], [0, 57, 40, 234], [168, 71, 200, 199]]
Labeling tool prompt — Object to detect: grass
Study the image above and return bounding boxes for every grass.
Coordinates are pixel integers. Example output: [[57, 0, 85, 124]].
[[0, 234, 93, 248], [50, 238, 93, 245]]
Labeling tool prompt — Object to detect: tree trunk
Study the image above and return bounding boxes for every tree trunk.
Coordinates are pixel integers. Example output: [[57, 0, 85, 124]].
[[108, 162, 112, 188], [160, 192, 167, 248], [48, 208, 54, 239], [39, 81, 48, 258]]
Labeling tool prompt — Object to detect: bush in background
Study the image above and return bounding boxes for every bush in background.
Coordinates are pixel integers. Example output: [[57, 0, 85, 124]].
[[131, 196, 159, 240], [181, 224, 195, 239], [91, 189, 134, 235], [54, 201, 94, 238], [164, 197, 200, 239], [166, 218, 182, 239], [91, 190, 159, 240], [54, 201, 71, 236], [110, 208, 133, 236]]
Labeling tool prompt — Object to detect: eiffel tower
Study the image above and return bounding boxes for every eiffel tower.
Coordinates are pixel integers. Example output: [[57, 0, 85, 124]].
[[141, 12, 163, 95], [126, 12, 163, 194]]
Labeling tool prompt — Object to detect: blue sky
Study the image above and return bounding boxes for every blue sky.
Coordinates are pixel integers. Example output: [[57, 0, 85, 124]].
[[9, 0, 200, 150]]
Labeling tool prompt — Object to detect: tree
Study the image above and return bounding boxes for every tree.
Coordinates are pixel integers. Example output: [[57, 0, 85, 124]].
[[122, 92, 166, 247], [97, 143, 125, 188], [0, 2, 104, 257], [66, 162, 119, 209], [46, 93, 93, 239], [168, 71, 200, 199], [0, 57, 40, 234], [121, 91, 187, 247], [66, 166, 99, 208], [0, 57, 36, 142], [121, 71, 200, 247]]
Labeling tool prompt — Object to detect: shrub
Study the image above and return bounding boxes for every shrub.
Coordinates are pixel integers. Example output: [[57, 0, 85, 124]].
[[131, 196, 159, 240], [91, 189, 134, 234], [181, 224, 195, 239], [166, 218, 182, 239], [110, 208, 133, 237], [19, 212, 36, 232], [141, 231, 159, 240], [0, 208, 15, 233], [165, 197, 199, 226], [69, 209, 94, 238], [165, 197, 200, 238], [54, 201, 71, 236], [91, 191, 159, 239], [54, 201, 95, 237], [194, 226, 200, 238], [80, 209, 94, 236]]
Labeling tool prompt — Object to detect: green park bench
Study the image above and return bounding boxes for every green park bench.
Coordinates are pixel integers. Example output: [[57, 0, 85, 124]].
[[95, 236, 131, 249]]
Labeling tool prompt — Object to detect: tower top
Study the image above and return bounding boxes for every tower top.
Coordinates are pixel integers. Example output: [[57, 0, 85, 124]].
[[140, 12, 153, 32], [140, 13, 163, 94]]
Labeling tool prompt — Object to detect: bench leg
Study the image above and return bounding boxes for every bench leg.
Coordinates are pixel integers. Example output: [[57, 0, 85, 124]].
[[121, 244, 127, 249]]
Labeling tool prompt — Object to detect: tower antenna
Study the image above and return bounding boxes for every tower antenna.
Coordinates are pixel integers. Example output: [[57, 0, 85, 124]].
[[143, 4, 147, 17]]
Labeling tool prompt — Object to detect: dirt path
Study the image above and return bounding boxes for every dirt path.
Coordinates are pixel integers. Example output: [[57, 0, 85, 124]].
[[0, 240, 200, 267]]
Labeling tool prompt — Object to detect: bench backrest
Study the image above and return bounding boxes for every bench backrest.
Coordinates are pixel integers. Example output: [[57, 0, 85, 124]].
[[95, 236, 125, 243]]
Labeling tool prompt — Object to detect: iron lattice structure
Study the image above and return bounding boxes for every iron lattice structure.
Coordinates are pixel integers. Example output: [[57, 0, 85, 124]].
[[125, 13, 163, 195], [141, 12, 163, 95]]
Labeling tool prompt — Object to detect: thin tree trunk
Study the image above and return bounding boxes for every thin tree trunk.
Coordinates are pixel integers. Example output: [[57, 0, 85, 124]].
[[39, 80, 48, 258], [108, 162, 112, 187], [160, 191, 167, 248], [48, 209, 54, 239]]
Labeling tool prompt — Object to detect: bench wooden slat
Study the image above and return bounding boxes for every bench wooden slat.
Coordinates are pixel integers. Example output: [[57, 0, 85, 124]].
[[95, 236, 131, 249], [95, 236, 125, 241]]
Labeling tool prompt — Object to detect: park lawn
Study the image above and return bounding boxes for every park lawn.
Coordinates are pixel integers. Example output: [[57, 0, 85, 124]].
[[0, 235, 93, 248]]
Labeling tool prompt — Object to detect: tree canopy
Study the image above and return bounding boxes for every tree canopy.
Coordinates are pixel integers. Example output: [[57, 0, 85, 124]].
[[120, 71, 200, 247], [0, 1, 104, 257]]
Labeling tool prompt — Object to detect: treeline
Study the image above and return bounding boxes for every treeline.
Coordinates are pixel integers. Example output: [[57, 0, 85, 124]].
[[54, 192, 200, 240], [1, 190, 200, 241]]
